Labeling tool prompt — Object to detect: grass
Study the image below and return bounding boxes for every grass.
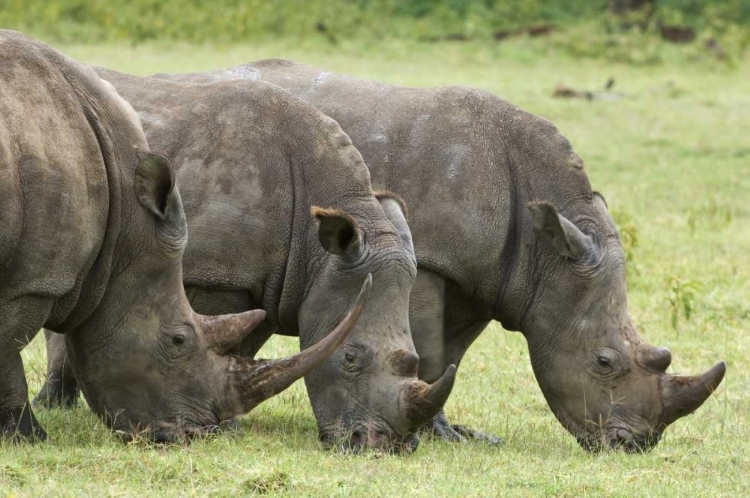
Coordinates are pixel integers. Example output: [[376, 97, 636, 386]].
[[1, 36, 749, 496]]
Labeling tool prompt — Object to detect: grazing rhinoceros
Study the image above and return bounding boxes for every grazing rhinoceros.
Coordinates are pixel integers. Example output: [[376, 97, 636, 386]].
[[37, 68, 455, 453], [147, 59, 726, 452], [0, 32, 367, 444]]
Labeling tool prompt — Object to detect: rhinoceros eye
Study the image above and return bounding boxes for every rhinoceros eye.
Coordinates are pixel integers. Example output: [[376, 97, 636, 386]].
[[341, 344, 372, 375], [172, 334, 186, 347], [591, 348, 621, 378]]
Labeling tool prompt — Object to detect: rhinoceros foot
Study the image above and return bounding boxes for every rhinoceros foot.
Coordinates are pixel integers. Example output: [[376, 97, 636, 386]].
[[32, 374, 80, 409], [451, 424, 504, 445], [216, 418, 244, 436], [0, 405, 48, 443], [420, 409, 504, 445], [420, 410, 465, 442]]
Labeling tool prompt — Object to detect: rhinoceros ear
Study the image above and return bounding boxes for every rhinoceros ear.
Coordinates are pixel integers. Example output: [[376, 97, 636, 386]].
[[311, 206, 361, 258], [375, 191, 414, 254], [528, 201, 591, 259], [134, 149, 177, 220]]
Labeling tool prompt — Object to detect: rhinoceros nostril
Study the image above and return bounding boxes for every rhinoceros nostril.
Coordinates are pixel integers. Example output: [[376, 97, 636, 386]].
[[616, 429, 631, 443], [346, 427, 367, 452], [150, 426, 181, 444]]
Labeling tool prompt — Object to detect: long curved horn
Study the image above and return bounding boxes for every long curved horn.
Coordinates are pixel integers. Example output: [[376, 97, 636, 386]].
[[199, 310, 267, 354], [402, 364, 457, 426], [659, 361, 726, 425], [233, 274, 371, 412]]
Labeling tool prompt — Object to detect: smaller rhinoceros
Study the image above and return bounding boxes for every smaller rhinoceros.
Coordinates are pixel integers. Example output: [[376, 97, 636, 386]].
[[151, 59, 728, 452], [0, 31, 366, 443]]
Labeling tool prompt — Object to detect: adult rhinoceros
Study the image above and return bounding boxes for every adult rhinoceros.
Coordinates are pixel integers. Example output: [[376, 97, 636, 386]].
[[148, 59, 726, 452], [0, 32, 366, 444], [37, 68, 455, 453]]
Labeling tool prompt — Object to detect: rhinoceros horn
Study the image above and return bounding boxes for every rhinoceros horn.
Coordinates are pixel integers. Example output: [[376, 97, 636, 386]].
[[402, 364, 457, 426], [234, 274, 372, 412], [199, 309, 267, 354], [659, 361, 726, 425]]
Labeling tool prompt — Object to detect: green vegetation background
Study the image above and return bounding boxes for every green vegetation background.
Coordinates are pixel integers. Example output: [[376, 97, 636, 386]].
[[2, 0, 748, 43], [3, 0, 749, 66]]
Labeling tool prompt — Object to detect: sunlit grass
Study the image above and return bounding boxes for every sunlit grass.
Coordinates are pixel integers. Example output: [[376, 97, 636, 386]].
[[1, 38, 748, 496]]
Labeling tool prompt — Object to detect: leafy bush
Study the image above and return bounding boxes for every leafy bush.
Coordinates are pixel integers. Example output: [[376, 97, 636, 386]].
[[611, 209, 640, 281], [666, 276, 701, 333], [0, 0, 747, 62]]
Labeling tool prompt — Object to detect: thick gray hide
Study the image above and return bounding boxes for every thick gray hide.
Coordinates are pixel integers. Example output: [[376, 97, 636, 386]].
[[1, 32, 356, 445], [151, 59, 727, 451], [0, 31, 260, 442], [84, 69, 452, 453]]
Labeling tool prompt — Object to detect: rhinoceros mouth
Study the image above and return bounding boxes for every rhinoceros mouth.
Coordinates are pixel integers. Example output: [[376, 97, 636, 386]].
[[113, 416, 240, 444], [319, 422, 420, 455], [577, 426, 662, 454]]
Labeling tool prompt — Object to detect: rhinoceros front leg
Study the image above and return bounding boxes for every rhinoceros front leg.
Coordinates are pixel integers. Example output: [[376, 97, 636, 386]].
[[33, 329, 80, 409], [409, 270, 460, 442], [0, 352, 47, 442], [410, 269, 502, 444], [440, 320, 503, 445], [0, 296, 53, 441], [423, 320, 502, 445]]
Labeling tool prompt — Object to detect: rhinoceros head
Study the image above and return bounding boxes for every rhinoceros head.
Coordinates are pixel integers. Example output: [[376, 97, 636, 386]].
[[522, 195, 725, 452], [298, 194, 455, 454], [68, 151, 367, 442]]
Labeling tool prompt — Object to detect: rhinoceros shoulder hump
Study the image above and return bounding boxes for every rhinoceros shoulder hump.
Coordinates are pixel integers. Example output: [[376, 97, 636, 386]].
[[97, 76, 144, 134]]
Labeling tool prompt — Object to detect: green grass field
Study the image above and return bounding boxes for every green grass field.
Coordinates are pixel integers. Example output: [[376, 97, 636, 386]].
[[1, 37, 749, 496]]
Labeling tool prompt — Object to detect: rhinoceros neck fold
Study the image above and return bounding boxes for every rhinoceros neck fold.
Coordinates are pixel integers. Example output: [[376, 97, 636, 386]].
[[275, 120, 379, 336], [489, 163, 529, 333], [45, 62, 150, 333], [491, 107, 595, 335]]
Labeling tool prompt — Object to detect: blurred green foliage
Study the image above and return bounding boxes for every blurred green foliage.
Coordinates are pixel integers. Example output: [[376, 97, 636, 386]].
[[0, 0, 747, 61]]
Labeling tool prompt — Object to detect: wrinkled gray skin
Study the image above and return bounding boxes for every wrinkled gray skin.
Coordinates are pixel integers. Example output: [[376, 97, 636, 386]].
[[0, 32, 365, 444], [144, 59, 726, 452], [39, 68, 457, 452]]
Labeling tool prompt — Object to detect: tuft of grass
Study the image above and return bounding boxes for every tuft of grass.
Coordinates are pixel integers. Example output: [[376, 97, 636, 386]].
[[1, 37, 748, 496], [611, 209, 640, 281], [241, 470, 292, 495], [665, 276, 702, 333]]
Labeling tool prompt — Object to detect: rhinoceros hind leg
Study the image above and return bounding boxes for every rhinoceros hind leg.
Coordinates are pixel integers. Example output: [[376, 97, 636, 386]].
[[32, 373, 80, 409], [33, 330, 80, 409]]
